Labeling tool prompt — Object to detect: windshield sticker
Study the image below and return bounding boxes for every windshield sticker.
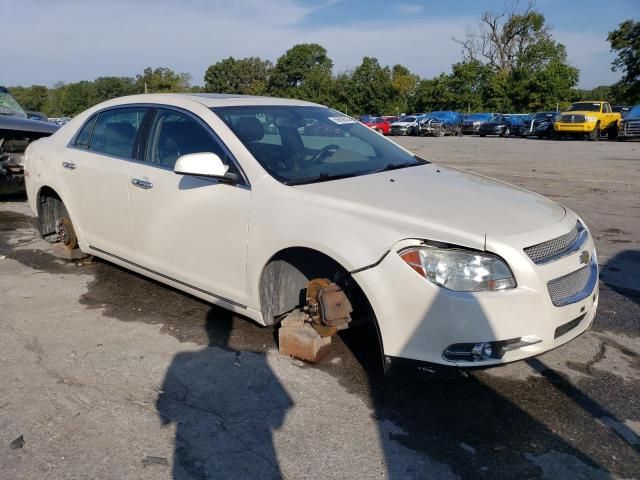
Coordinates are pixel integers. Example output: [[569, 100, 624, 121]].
[[328, 116, 356, 125]]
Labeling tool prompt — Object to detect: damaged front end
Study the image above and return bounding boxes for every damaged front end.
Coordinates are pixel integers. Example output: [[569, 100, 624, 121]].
[[0, 87, 58, 195]]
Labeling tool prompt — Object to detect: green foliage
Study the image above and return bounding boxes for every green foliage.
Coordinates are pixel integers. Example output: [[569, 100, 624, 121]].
[[204, 57, 272, 95], [136, 67, 191, 93], [8, 67, 190, 117], [9, 85, 48, 112], [348, 57, 394, 114], [269, 43, 334, 103], [608, 20, 640, 104]]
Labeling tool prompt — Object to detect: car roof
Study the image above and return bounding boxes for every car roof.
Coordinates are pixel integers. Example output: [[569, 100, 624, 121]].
[[96, 93, 324, 109]]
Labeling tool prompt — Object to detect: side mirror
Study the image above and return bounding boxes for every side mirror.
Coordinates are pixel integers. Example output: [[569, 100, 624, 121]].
[[174, 152, 238, 183]]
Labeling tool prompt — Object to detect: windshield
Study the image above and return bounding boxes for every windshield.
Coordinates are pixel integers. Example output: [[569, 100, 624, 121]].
[[0, 88, 27, 118], [212, 106, 428, 185], [568, 102, 602, 112], [397, 116, 416, 123], [534, 112, 554, 120]]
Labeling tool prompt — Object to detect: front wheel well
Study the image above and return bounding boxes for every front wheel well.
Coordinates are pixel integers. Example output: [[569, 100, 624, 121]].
[[36, 186, 68, 240], [258, 247, 375, 327]]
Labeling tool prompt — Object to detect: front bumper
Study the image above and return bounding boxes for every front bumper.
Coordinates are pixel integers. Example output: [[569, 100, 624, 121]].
[[353, 216, 598, 368], [479, 127, 506, 135], [554, 122, 596, 133], [619, 121, 640, 138], [462, 123, 479, 134]]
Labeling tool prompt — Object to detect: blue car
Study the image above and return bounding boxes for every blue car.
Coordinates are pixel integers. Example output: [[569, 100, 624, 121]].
[[418, 111, 464, 136]]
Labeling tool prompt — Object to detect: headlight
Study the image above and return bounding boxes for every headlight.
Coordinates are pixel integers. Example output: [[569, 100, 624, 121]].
[[585, 116, 597, 122], [399, 246, 516, 292]]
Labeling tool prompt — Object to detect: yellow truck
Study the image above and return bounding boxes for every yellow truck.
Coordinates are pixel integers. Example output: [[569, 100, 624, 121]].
[[554, 101, 621, 140]]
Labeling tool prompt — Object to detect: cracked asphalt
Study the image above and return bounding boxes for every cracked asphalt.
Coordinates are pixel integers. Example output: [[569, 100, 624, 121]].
[[1, 136, 639, 479]]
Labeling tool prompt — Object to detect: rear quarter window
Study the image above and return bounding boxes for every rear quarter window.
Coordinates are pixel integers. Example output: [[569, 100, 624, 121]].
[[74, 114, 97, 148]]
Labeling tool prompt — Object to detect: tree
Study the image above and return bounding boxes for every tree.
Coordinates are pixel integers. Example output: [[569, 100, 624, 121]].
[[8, 85, 49, 112], [204, 57, 272, 95], [61, 81, 94, 116], [454, 1, 550, 74], [269, 43, 333, 101], [390, 65, 419, 115], [90, 76, 137, 104], [454, 2, 578, 111], [348, 57, 394, 114], [608, 20, 640, 104], [447, 61, 492, 112], [330, 70, 356, 114], [135, 67, 191, 93]]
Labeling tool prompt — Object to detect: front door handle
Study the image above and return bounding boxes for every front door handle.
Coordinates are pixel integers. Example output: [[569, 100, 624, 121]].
[[62, 161, 76, 170], [131, 177, 153, 189]]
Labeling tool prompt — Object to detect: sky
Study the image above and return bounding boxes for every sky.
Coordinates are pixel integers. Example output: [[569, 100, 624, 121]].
[[2, 0, 638, 89]]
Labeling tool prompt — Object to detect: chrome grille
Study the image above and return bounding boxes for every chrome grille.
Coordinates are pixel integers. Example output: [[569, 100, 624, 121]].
[[524, 222, 582, 264], [625, 121, 640, 134], [560, 114, 586, 123], [547, 264, 593, 307]]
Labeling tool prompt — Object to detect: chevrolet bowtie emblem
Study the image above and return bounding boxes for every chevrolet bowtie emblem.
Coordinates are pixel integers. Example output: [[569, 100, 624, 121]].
[[579, 250, 590, 265]]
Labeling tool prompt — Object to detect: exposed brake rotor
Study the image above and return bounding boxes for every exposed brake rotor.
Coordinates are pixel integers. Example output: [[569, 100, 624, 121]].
[[55, 217, 78, 251]]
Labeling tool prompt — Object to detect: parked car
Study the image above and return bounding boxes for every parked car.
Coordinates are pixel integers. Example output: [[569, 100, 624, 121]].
[[462, 113, 497, 135], [617, 104, 640, 141], [362, 116, 392, 135], [418, 111, 464, 136], [554, 101, 621, 141], [26, 111, 49, 122], [612, 105, 631, 118], [0, 86, 58, 194], [507, 114, 534, 137], [478, 114, 525, 137], [25, 93, 598, 376], [359, 114, 377, 123], [389, 115, 426, 136], [520, 112, 562, 139]]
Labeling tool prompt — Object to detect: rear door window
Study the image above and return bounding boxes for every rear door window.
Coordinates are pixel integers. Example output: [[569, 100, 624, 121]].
[[89, 108, 147, 159]]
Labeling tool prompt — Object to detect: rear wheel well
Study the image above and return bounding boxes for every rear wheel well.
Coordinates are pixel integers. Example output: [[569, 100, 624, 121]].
[[36, 186, 68, 240]]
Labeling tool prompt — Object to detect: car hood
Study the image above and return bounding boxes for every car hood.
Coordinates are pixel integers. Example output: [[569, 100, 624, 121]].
[[391, 122, 415, 127], [0, 115, 59, 134], [622, 115, 640, 122], [560, 110, 599, 116], [296, 164, 565, 250]]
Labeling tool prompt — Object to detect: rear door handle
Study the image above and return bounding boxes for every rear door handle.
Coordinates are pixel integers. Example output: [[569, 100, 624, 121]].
[[62, 161, 76, 170], [131, 177, 153, 189]]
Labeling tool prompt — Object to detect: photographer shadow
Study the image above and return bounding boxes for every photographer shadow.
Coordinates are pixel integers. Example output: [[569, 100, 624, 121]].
[[156, 308, 293, 479]]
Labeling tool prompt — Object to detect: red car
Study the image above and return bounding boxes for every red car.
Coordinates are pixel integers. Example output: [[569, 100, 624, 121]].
[[362, 116, 396, 135]]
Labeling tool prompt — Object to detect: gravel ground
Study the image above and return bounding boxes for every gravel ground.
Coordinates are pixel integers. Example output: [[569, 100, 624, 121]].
[[0, 135, 638, 479]]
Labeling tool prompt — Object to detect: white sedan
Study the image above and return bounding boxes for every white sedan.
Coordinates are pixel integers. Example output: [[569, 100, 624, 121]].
[[24, 94, 598, 375]]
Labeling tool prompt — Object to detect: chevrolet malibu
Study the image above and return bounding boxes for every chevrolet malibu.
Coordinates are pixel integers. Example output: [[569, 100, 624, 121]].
[[24, 94, 598, 376]]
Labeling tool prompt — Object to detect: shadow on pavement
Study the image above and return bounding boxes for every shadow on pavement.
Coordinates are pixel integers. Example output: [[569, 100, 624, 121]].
[[338, 284, 632, 479], [600, 250, 640, 305], [156, 308, 293, 480]]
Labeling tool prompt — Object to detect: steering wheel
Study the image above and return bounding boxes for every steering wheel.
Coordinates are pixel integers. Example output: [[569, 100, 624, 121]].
[[310, 144, 340, 165]]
